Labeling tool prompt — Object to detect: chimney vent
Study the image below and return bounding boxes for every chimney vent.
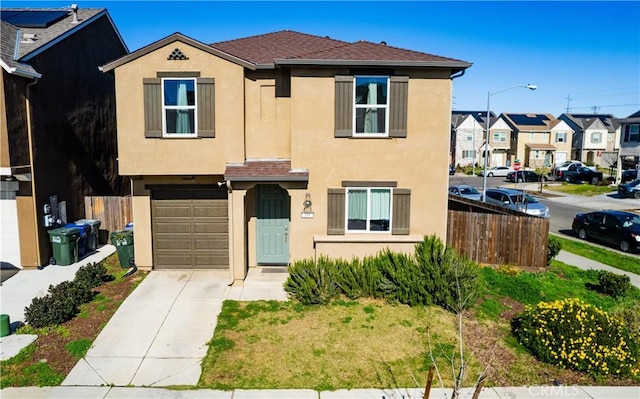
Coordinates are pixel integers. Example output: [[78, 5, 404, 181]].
[[70, 4, 79, 23], [22, 33, 37, 43], [380, 41, 387, 46]]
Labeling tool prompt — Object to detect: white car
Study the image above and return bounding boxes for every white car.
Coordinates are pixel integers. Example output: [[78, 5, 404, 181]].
[[448, 185, 482, 201], [478, 166, 514, 177]]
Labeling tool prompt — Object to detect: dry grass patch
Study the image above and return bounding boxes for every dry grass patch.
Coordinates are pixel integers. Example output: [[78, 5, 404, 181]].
[[200, 299, 483, 391]]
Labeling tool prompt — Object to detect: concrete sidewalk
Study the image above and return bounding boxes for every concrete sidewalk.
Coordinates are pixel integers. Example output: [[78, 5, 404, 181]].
[[2, 385, 639, 398]]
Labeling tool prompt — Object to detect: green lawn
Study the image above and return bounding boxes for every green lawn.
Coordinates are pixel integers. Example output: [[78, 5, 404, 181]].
[[543, 183, 616, 197], [553, 235, 640, 275]]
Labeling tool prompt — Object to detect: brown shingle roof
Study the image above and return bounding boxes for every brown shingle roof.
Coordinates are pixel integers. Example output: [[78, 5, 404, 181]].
[[224, 159, 309, 182], [211, 30, 470, 68]]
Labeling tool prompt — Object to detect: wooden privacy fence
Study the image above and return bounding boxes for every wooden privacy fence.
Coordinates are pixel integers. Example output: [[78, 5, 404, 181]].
[[84, 196, 132, 239], [447, 210, 549, 269]]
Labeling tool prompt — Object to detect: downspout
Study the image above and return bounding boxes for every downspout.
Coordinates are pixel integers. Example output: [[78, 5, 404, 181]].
[[225, 179, 235, 286], [25, 78, 41, 267]]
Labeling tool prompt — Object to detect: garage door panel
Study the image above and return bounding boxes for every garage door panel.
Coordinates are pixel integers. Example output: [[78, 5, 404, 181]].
[[152, 195, 228, 270]]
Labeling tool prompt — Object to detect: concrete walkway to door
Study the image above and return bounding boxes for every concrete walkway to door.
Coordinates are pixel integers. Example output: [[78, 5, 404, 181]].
[[62, 268, 288, 387]]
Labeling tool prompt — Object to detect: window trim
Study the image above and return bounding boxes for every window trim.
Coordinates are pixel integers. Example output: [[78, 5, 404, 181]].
[[492, 131, 507, 143], [555, 132, 566, 143], [162, 77, 198, 138], [345, 187, 393, 233], [590, 131, 602, 144], [352, 76, 390, 137], [462, 150, 474, 159]]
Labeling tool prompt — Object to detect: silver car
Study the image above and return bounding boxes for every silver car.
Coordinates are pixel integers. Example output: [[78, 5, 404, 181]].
[[482, 188, 550, 218], [448, 185, 482, 201]]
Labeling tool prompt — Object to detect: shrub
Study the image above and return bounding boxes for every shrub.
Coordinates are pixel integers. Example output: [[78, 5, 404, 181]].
[[415, 235, 481, 313], [597, 270, 631, 298], [611, 302, 640, 337], [48, 280, 94, 305], [284, 257, 338, 305], [512, 298, 640, 379], [375, 248, 429, 306], [24, 294, 79, 328], [330, 257, 382, 300], [74, 262, 108, 288], [547, 235, 562, 265]]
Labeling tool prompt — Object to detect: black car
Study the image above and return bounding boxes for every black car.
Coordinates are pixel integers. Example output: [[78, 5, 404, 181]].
[[618, 179, 640, 199], [506, 170, 546, 183], [622, 169, 638, 183], [572, 210, 640, 253]]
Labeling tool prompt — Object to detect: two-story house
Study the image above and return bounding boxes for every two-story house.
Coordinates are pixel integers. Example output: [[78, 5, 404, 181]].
[[450, 111, 492, 168], [617, 110, 640, 179], [484, 114, 513, 167], [559, 113, 619, 166], [100, 31, 471, 283], [502, 113, 572, 169], [0, 7, 128, 268]]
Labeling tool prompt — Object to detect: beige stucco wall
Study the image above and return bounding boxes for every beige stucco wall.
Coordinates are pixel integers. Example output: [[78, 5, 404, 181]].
[[114, 39, 246, 176], [287, 68, 453, 263], [17, 195, 39, 268]]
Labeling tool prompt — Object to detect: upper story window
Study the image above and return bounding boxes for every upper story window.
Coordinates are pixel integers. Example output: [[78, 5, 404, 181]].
[[143, 74, 215, 139], [354, 76, 389, 136], [529, 132, 536, 141], [347, 187, 391, 232], [493, 131, 507, 143], [335, 75, 408, 139], [624, 124, 640, 142], [465, 131, 474, 142], [555, 132, 567, 143], [163, 78, 196, 136], [591, 132, 602, 144]]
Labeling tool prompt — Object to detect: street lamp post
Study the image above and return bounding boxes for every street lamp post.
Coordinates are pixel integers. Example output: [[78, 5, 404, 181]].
[[482, 84, 537, 201]]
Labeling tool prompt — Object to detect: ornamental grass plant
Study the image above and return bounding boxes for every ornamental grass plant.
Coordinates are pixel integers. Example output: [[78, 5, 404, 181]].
[[512, 298, 640, 380]]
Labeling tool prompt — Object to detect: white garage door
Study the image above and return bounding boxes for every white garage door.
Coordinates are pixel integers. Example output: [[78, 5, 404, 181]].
[[0, 186, 21, 268]]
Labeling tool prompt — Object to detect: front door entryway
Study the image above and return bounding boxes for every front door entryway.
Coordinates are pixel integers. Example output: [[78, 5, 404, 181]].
[[256, 185, 290, 265]]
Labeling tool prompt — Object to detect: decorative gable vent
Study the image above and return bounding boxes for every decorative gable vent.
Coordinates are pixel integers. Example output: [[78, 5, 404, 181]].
[[167, 48, 188, 60]]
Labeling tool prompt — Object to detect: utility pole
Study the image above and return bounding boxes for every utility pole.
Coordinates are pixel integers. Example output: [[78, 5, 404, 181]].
[[565, 94, 572, 113], [591, 106, 600, 114]]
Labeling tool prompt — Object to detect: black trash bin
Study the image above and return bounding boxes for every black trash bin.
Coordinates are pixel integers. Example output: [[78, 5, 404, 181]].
[[74, 219, 101, 253], [110, 229, 134, 268]]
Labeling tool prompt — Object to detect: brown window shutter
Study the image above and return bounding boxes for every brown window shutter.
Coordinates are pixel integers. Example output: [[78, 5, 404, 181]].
[[389, 76, 408, 138], [327, 188, 345, 234], [143, 78, 162, 138], [392, 188, 410, 235], [197, 78, 215, 138], [335, 76, 353, 138]]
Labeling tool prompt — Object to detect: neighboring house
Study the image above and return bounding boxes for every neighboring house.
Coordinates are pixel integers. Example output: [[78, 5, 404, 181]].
[[503, 113, 568, 169], [100, 31, 471, 283], [548, 119, 573, 166], [484, 114, 513, 167], [559, 113, 620, 166], [616, 110, 640, 180], [450, 111, 492, 167], [0, 7, 128, 268]]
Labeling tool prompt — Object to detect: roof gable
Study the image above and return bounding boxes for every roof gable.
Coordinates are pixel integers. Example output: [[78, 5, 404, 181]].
[[503, 113, 556, 131]]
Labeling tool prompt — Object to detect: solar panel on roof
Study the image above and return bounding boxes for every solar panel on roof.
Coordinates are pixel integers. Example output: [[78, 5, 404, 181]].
[[508, 114, 549, 126], [0, 10, 68, 28]]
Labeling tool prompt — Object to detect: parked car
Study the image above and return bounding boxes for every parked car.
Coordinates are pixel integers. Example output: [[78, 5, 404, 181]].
[[618, 179, 640, 199], [561, 165, 603, 184], [478, 166, 513, 177], [551, 160, 596, 180], [622, 169, 638, 183], [448, 185, 482, 201], [481, 188, 550, 218], [572, 210, 640, 253], [506, 170, 547, 183], [449, 164, 456, 176]]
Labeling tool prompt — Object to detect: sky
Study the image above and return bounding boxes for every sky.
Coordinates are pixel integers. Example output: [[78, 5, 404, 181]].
[[4, 1, 640, 118]]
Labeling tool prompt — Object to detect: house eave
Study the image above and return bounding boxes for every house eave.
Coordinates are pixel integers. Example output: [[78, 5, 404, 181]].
[[0, 59, 42, 78], [274, 58, 472, 69]]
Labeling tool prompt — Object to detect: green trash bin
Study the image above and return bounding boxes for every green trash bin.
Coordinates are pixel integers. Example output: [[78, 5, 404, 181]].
[[0, 314, 10, 337], [48, 227, 81, 266], [110, 230, 134, 267]]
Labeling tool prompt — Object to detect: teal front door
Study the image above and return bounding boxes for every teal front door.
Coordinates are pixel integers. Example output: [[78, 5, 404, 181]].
[[256, 185, 290, 265]]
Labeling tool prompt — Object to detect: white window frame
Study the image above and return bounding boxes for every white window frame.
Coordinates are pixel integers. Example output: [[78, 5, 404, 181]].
[[162, 77, 197, 138], [345, 187, 393, 233], [462, 150, 474, 159], [353, 76, 389, 137], [493, 131, 507, 143], [555, 132, 566, 143], [465, 131, 473, 142], [591, 132, 602, 144], [529, 132, 536, 141]]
